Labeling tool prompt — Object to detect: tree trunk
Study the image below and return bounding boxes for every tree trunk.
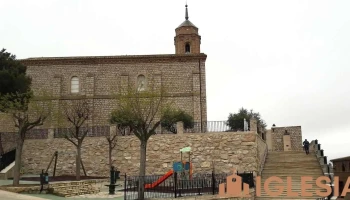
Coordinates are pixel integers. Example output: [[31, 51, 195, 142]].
[[76, 142, 81, 181], [138, 140, 147, 200], [13, 132, 24, 186]]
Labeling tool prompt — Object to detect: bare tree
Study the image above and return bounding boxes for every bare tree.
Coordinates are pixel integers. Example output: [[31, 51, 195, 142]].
[[61, 99, 91, 181], [110, 82, 180, 200], [0, 92, 51, 186], [105, 125, 130, 169]]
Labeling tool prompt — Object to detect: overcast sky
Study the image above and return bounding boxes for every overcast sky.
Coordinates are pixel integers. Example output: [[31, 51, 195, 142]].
[[1, 0, 349, 161]]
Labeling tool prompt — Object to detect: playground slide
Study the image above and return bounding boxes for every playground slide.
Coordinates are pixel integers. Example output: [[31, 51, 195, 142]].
[[144, 170, 174, 189]]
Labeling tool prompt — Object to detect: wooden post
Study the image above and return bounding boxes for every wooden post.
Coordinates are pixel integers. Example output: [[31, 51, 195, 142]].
[[45, 152, 56, 173], [53, 151, 58, 177], [80, 157, 87, 176]]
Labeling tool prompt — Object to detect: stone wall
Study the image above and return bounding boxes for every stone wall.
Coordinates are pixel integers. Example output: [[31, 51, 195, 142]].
[[0, 54, 207, 132], [0, 129, 49, 155], [21, 131, 262, 177], [269, 126, 302, 151], [0, 132, 16, 154]]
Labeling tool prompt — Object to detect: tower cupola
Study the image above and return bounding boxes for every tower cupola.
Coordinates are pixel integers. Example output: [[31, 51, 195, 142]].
[[174, 4, 201, 54]]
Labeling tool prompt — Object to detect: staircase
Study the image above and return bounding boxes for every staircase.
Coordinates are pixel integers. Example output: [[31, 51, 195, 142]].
[[256, 151, 327, 200], [0, 148, 16, 180]]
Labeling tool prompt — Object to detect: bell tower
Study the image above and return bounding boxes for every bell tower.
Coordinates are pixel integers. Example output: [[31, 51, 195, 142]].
[[174, 4, 201, 54]]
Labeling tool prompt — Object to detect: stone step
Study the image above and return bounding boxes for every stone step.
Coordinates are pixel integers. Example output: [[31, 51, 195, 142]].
[[257, 185, 327, 189], [258, 191, 326, 195], [267, 153, 315, 155], [267, 152, 313, 154], [266, 156, 317, 159], [258, 181, 325, 184], [261, 174, 323, 178], [266, 154, 317, 157], [263, 166, 320, 169], [264, 160, 319, 163], [258, 196, 325, 199], [261, 174, 323, 177], [266, 157, 316, 158], [262, 169, 321, 171], [258, 191, 327, 194], [264, 161, 319, 164], [258, 192, 326, 196], [262, 168, 322, 171], [258, 185, 328, 188], [263, 166, 321, 170], [265, 159, 318, 162], [265, 160, 319, 163], [262, 169, 322, 172], [267, 153, 316, 155], [258, 180, 327, 183], [256, 198, 323, 200], [262, 170, 323, 174]]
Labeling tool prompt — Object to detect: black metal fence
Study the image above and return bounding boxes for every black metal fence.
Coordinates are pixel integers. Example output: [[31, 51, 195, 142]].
[[0, 148, 16, 172], [122, 171, 254, 199], [54, 126, 110, 138], [26, 129, 49, 139]]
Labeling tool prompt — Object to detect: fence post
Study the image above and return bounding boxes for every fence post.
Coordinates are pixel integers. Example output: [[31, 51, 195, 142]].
[[212, 171, 215, 195], [124, 173, 127, 200], [174, 172, 177, 198], [176, 122, 184, 135]]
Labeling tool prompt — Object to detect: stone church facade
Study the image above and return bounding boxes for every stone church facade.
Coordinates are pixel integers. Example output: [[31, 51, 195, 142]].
[[0, 5, 207, 132]]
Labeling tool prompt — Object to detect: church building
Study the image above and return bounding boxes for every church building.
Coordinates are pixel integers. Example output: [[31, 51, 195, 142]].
[[0, 4, 208, 132]]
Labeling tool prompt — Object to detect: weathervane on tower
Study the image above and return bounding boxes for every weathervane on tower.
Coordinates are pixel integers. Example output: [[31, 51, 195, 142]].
[[185, 1, 189, 20]]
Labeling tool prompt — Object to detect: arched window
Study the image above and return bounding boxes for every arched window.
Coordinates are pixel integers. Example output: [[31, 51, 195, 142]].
[[137, 75, 146, 91], [185, 43, 191, 53], [71, 76, 79, 93]]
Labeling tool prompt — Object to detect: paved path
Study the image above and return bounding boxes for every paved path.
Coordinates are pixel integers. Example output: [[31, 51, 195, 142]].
[[0, 190, 124, 200], [0, 190, 49, 200]]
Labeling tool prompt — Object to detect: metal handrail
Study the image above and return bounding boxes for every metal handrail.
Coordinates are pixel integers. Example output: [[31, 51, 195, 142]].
[[259, 143, 268, 176]]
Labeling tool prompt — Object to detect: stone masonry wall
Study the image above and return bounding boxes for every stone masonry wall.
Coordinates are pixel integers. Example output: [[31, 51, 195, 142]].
[[0, 132, 17, 154], [0, 55, 207, 132], [21, 131, 261, 177], [271, 126, 303, 151]]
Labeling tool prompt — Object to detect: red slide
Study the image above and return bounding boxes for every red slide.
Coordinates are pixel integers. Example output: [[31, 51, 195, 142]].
[[144, 170, 174, 189]]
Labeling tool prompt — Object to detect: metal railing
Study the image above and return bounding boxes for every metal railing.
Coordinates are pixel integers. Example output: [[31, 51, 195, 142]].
[[184, 120, 250, 133], [54, 126, 110, 138], [122, 171, 254, 199], [114, 120, 253, 135], [26, 129, 49, 139]]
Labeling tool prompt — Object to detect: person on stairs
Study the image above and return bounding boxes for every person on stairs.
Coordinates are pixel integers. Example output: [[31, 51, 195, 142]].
[[303, 139, 310, 155]]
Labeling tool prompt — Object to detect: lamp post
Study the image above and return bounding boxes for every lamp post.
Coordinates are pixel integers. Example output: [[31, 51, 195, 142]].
[[106, 166, 120, 195]]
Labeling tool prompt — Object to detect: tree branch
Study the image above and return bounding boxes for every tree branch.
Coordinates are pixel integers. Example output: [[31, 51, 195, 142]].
[[64, 134, 78, 147]]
